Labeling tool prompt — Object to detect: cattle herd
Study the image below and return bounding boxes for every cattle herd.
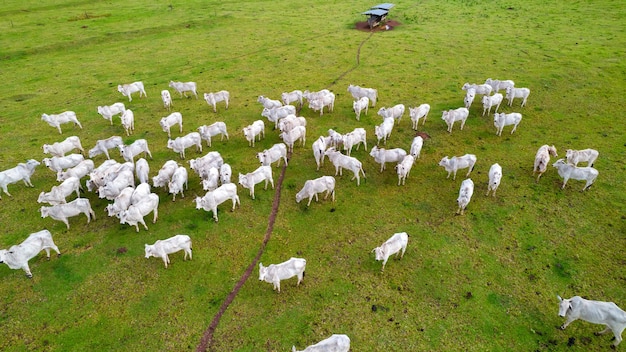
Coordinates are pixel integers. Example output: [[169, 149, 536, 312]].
[[0, 77, 617, 349]]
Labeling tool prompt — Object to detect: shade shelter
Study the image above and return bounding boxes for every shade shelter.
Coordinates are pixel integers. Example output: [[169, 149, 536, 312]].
[[362, 3, 395, 29]]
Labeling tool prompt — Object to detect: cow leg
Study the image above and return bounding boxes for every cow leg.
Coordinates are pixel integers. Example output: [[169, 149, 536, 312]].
[[307, 196, 313, 207], [561, 177, 569, 189], [22, 265, 33, 278], [163, 256, 169, 268], [63, 218, 70, 230], [140, 219, 149, 231], [1, 186, 12, 198], [595, 326, 612, 336]]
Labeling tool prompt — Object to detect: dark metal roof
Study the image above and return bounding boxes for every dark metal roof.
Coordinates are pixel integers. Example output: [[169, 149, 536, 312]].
[[372, 3, 395, 10], [362, 8, 389, 16]]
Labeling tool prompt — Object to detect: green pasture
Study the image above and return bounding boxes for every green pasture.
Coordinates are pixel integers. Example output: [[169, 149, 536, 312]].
[[0, 0, 625, 351]]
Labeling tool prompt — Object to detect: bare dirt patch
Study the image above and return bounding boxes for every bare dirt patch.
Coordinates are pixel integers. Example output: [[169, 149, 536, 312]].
[[355, 20, 401, 32]]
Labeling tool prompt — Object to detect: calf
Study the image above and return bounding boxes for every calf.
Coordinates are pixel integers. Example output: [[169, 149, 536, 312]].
[[118, 139, 153, 163], [38, 176, 82, 205], [442, 107, 469, 133], [372, 232, 408, 271], [40, 198, 95, 229], [494, 112, 522, 136], [238, 165, 274, 199], [204, 90, 230, 112], [0, 230, 60, 278], [258, 257, 306, 292], [342, 128, 367, 156], [257, 143, 288, 168], [160, 112, 183, 138], [409, 104, 430, 130], [43, 136, 84, 157], [352, 96, 369, 121], [119, 193, 159, 232], [194, 183, 240, 222], [295, 176, 335, 207], [161, 90, 172, 111], [566, 148, 599, 167], [369, 146, 407, 172], [486, 163, 502, 197], [292, 334, 350, 352], [505, 86, 531, 107], [97, 102, 126, 124], [120, 109, 135, 136], [482, 93, 504, 116], [198, 122, 229, 147], [167, 132, 202, 159], [118, 81, 146, 102], [41, 111, 83, 134], [169, 81, 198, 99], [243, 120, 265, 147], [168, 166, 188, 201], [552, 159, 599, 191], [347, 84, 377, 106], [324, 148, 366, 186], [438, 154, 477, 180], [456, 178, 474, 215], [395, 155, 415, 186], [558, 295, 626, 348], [145, 234, 192, 268], [533, 144, 558, 182], [88, 136, 123, 159], [0, 159, 40, 199]]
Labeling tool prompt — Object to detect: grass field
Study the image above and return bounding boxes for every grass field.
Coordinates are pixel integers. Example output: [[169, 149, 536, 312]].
[[1, 0, 625, 351]]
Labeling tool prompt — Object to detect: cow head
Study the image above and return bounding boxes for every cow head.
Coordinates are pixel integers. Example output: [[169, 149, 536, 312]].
[[438, 157, 450, 167], [238, 174, 247, 187], [40, 207, 49, 218], [194, 197, 204, 210], [557, 295, 571, 317], [0, 249, 7, 264], [144, 244, 155, 259], [372, 246, 385, 261], [258, 263, 268, 281]]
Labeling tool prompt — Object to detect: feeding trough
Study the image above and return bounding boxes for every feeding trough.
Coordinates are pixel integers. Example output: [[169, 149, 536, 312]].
[[362, 3, 395, 29]]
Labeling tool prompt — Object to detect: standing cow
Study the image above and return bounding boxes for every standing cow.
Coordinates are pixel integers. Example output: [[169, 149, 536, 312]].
[[372, 232, 408, 271], [145, 234, 192, 268], [0, 230, 60, 278]]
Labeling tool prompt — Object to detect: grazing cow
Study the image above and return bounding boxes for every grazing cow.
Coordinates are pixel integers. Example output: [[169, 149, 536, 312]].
[[130, 182, 151, 205], [0, 159, 40, 199], [243, 120, 265, 147], [456, 178, 474, 215], [262, 105, 297, 128], [409, 104, 430, 130], [292, 334, 350, 352], [327, 129, 344, 149], [438, 154, 477, 180], [324, 147, 366, 186], [482, 93, 504, 116], [88, 136, 123, 159], [119, 193, 159, 232], [395, 155, 415, 185], [105, 186, 135, 218], [308, 92, 335, 116], [464, 88, 476, 109], [168, 166, 188, 201], [145, 234, 192, 269], [533, 144, 558, 182], [342, 128, 367, 156], [161, 90, 172, 111], [169, 81, 198, 99], [40, 198, 95, 229], [552, 159, 599, 191], [410, 136, 424, 159], [201, 167, 220, 192], [118, 139, 152, 163], [38, 176, 82, 205], [238, 165, 274, 199], [204, 90, 230, 112], [118, 81, 146, 102], [43, 136, 84, 157], [152, 160, 178, 188], [257, 143, 288, 168], [41, 111, 83, 134], [485, 78, 515, 93], [486, 163, 503, 197], [198, 122, 229, 147], [0, 230, 60, 278], [442, 108, 470, 133], [312, 136, 331, 170], [374, 117, 395, 145], [43, 154, 84, 174], [85, 160, 122, 192], [353, 96, 369, 121], [189, 152, 223, 180], [303, 89, 332, 105], [347, 84, 377, 106], [278, 115, 306, 133], [257, 95, 282, 109], [372, 232, 408, 271], [97, 169, 134, 200], [369, 146, 407, 173], [566, 148, 599, 167], [220, 163, 232, 184], [57, 159, 94, 182], [494, 112, 523, 136], [120, 109, 135, 136], [295, 176, 335, 207], [505, 86, 531, 107], [557, 295, 626, 348], [378, 104, 406, 123], [160, 112, 183, 138], [135, 158, 150, 184], [258, 257, 306, 293], [281, 90, 303, 107], [194, 183, 240, 222], [279, 125, 306, 152], [462, 82, 492, 96], [167, 132, 202, 159], [97, 102, 126, 124]]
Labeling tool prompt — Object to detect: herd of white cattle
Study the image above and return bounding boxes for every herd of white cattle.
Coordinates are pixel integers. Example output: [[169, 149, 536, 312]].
[[1, 77, 612, 348]]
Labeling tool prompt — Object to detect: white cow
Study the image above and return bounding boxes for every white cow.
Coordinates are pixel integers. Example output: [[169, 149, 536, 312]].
[[557, 295, 626, 347], [456, 178, 474, 215], [409, 104, 430, 130], [378, 104, 405, 122], [258, 257, 306, 292], [120, 109, 135, 136], [105, 186, 135, 218], [485, 78, 515, 93], [342, 128, 367, 156], [160, 112, 183, 138], [57, 159, 94, 182], [43, 136, 84, 157], [281, 90, 303, 107], [198, 122, 229, 147], [347, 84, 377, 106], [369, 146, 407, 172], [395, 155, 415, 185], [168, 166, 188, 201], [312, 136, 331, 170], [410, 136, 424, 159], [533, 145, 558, 182], [120, 193, 159, 232], [85, 160, 122, 192], [292, 334, 350, 352], [257, 95, 282, 109], [135, 158, 150, 184], [194, 183, 240, 222], [353, 96, 369, 121], [505, 86, 531, 107], [464, 88, 476, 109], [438, 154, 477, 180], [204, 90, 230, 112], [566, 148, 599, 167], [442, 107, 469, 133], [117, 81, 146, 102], [482, 93, 504, 116], [462, 82, 492, 96], [43, 154, 84, 173], [0, 159, 40, 199], [278, 115, 306, 133], [201, 167, 219, 191], [295, 176, 336, 207], [169, 81, 198, 99], [118, 139, 153, 163], [38, 176, 81, 205], [189, 152, 223, 180], [494, 112, 523, 136], [243, 120, 265, 147], [324, 148, 366, 186], [327, 129, 344, 148], [130, 182, 151, 205], [279, 125, 306, 152], [486, 163, 502, 197], [303, 89, 332, 104], [152, 160, 179, 188], [161, 90, 172, 111], [257, 143, 288, 168], [262, 105, 297, 128], [97, 102, 126, 125], [220, 163, 232, 184], [0, 230, 60, 278], [552, 159, 599, 191], [308, 92, 335, 116], [374, 117, 395, 145], [97, 169, 134, 200], [372, 232, 408, 271], [238, 165, 274, 199], [88, 136, 123, 159], [145, 234, 192, 269], [167, 132, 202, 159], [41, 111, 83, 134], [40, 198, 95, 229]]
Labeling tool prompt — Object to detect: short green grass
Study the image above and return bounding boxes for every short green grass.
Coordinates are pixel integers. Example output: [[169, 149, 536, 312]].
[[0, 0, 625, 351]]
